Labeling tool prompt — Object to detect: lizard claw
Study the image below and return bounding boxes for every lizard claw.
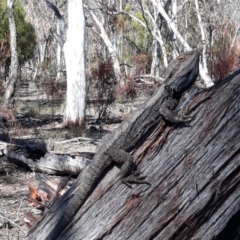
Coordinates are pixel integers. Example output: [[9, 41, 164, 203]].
[[121, 174, 151, 188], [179, 114, 194, 123]]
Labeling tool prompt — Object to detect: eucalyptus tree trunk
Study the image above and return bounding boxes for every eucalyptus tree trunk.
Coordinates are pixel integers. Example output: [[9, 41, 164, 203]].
[[56, 21, 61, 79], [171, 0, 178, 58], [152, 0, 214, 87], [150, 5, 163, 75], [4, 0, 18, 104], [89, 10, 123, 86], [63, 0, 86, 126], [150, 39, 160, 77], [194, 0, 210, 85], [123, 3, 168, 69]]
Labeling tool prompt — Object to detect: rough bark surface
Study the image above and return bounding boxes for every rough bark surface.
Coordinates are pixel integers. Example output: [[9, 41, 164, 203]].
[[30, 70, 240, 240], [6, 145, 90, 175]]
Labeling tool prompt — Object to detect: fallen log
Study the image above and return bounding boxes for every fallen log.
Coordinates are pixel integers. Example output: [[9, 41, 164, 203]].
[[29, 70, 240, 240], [5, 145, 91, 175]]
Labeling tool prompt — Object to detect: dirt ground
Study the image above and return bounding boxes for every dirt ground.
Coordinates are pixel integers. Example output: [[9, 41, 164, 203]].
[[0, 161, 34, 240], [0, 114, 115, 240], [0, 79, 154, 239], [0, 102, 145, 239]]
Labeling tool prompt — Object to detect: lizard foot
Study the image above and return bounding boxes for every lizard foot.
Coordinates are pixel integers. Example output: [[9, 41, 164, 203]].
[[177, 114, 194, 123], [182, 116, 193, 122], [121, 173, 151, 188]]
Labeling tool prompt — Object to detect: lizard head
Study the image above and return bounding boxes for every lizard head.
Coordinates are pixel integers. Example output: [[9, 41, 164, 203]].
[[165, 49, 199, 97]]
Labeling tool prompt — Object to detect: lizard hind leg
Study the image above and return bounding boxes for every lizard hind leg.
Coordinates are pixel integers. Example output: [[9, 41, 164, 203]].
[[106, 147, 150, 188]]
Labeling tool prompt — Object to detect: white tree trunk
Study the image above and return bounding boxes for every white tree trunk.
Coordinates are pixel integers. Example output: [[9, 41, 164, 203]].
[[152, 0, 214, 87], [155, 28, 168, 68], [171, 0, 178, 58], [150, 5, 167, 73], [153, 0, 191, 51], [150, 39, 160, 76], [4, 0, 18, 104], [150, 6, 160, 76], [124, 7, 168, 68], [57, 21, 61, 79], [64, 0, 86, 125], [194, 0, 213, 87], [89, 10, 123, 86]]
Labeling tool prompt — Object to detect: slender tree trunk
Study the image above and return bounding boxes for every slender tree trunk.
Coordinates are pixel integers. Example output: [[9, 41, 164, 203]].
[[4, 0, 18, 104], [150, 39, 160, 76], [124, 5, 168, 68], [56, 22, 62, 80], [153, 0, 191, 51], [89, 10, 123, 86], [171, 0, 178, 58], [63, 0, 86, 126], [194, 0, 212, 86], [152, 0, 214, 87], [151, 5, 166, 73]]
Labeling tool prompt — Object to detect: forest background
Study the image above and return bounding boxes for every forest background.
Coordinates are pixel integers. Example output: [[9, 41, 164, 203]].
[[1, 0, 240, 127], [0, 1, 240, 239]]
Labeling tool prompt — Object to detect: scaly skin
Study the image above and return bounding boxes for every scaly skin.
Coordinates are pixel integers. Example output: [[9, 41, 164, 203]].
[[29, 50, 199, 240]]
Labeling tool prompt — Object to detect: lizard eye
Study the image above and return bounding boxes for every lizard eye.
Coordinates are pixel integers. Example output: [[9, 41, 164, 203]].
[[178, 55, 185, 60]]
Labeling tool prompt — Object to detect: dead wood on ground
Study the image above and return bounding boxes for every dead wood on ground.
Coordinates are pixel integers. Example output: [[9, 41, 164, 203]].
[[3, 144, 91, 175]]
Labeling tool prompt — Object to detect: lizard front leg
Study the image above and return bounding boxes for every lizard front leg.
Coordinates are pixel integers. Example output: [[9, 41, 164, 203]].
[[107, 147, 150, 187], [159, 97, 193, 123]]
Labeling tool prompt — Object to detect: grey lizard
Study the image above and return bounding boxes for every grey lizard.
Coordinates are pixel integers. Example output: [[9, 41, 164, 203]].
[[29, 49, 199, 240]]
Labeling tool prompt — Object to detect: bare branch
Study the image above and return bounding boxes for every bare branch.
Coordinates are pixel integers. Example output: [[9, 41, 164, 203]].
[[137, 0, 152, 36], [44, 0, 68, 31]]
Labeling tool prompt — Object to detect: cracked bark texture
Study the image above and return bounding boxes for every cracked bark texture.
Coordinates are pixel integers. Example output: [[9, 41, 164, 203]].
[[30, 70, 240, 240]]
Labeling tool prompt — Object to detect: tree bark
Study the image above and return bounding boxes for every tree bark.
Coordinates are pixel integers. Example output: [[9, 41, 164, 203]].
[[63, 0, 86, 126], [7, 148, 90, 176], [29, 70, 240, 239], [4, 0, 18, 104], [150, 5, 165, 74], [171, 0, 178, 58]]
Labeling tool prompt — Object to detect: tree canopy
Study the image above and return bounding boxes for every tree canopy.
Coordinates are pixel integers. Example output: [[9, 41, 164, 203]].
[[0, 0, 36, 66]]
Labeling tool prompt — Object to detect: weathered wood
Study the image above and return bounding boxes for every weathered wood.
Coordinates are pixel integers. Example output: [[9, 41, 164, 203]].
[[6, 145, 91, 175], [29, 70, 240, 240], [35, 173, 69, 198]]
